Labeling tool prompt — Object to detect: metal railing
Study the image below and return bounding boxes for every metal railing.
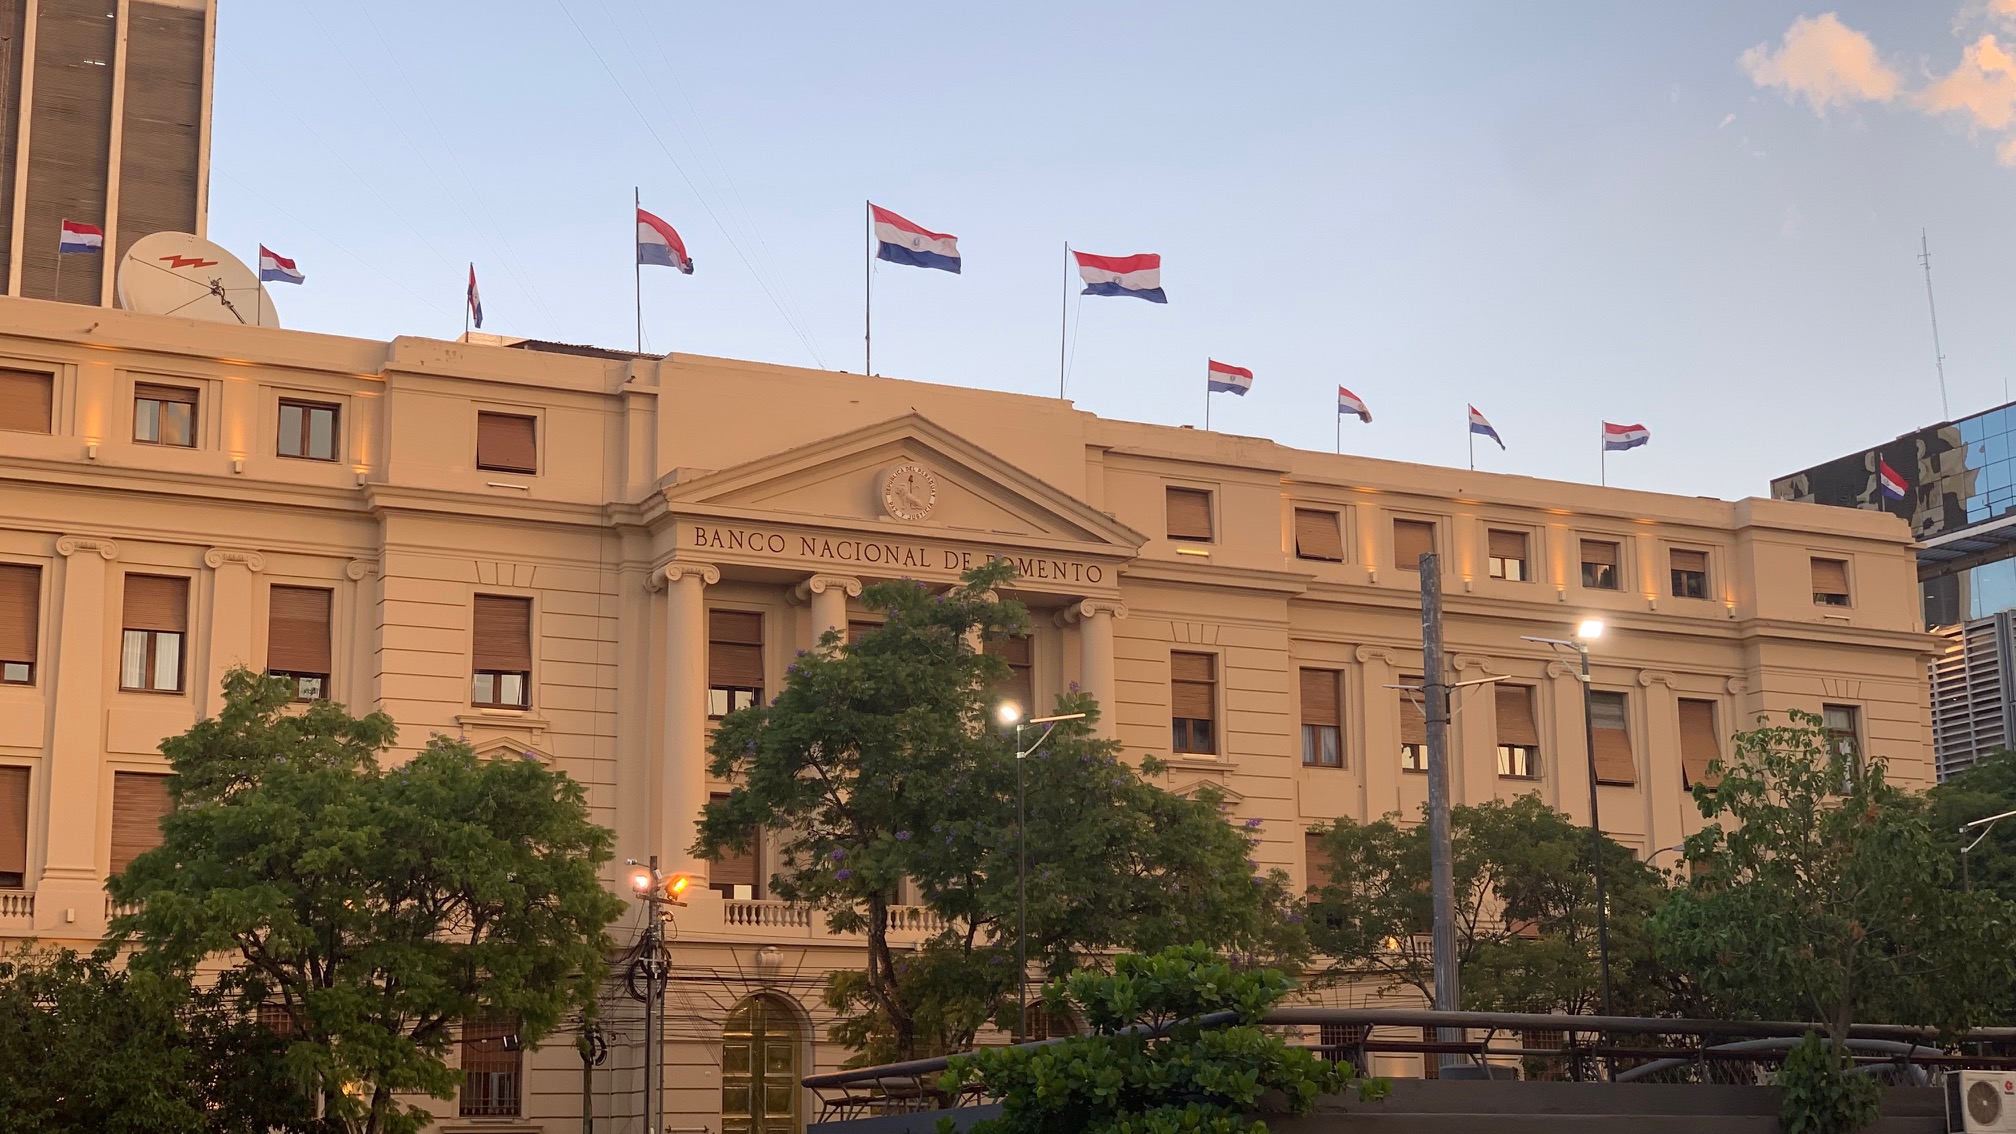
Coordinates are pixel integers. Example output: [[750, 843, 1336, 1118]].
[[803, 1007, 2016, 1124]]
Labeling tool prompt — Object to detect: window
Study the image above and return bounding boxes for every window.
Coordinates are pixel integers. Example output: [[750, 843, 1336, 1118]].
[[470, 595, 532, 708], [109, 771, 171, 875], [1166, 487, 1213, 542], [475, 411, 538, 474], [1588, 690, 1636, 785], [1812, 558, 1851, 606], [707, 792, 762, 900], [1399, 674, 1426, 771], [1495, 685, 1540, 780], [257, 1002, 300, 1038], [1678, 699, 1720, 790], [708, 610, 764, 718], [845, 620, 880, 646], [987, 635, 1034, 717], [0, 766, 26, 889], [266, 585, 332, 701], [1318, 1023, 1368, 1066], [458, 1014, 522, 1118], [120, 574, 187, 693], [1293, 509, 1345, 562], [0, 369, 52, 434], [1170, 652, 1216, 754], [133, 383, 196, 447], [1823, 704, 1861, 767], [1580, 540, 1619, 590], [1300, 668, 1342, 767], [1487, 529, 1528, 582], [1305, 831, 1335, 894], [1393, 519, 1435, 571], [0, 564, 39, 684], [277, 399, 339, 461], [1670, 549, 1708, 599]]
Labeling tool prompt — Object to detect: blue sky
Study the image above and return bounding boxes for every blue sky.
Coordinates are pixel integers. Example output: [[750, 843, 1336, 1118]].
[[208, 3, 2016, 501]]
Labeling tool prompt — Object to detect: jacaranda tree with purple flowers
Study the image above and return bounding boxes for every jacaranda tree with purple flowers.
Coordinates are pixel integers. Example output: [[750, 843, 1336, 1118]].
[[697, 562, 1304, 1064]]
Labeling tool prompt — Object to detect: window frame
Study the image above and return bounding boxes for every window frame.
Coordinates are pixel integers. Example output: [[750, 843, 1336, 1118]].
[[457, 1014, 524, 1118], [1170, 651, 1218, 756], [707, 608, 766, 721], [1392, 517, 1438, 572], [0, 367, 54, 435], [1486, 527, 1531, 582], [475, 410, 540, 475], [132, 383, 199, 448], [119, 628, 185, 694], [0, 562, 39, 685], [270, 671, 327, 702], [1669, 547, 1710, 600], [1165, 486, 1216, 543], [1496, 744, 1540, 779], [471, 670, 530, 710], [276, 398, 341, 462], [1579, 539, 1622, 591], [1401, 743, 1427, 773], [1812, 557, 1853, 607], [1822, 703, 1862, 767], [1292, 507, 1346, 563]]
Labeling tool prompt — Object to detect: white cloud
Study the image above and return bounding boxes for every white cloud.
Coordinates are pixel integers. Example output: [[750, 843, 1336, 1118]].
[[1918, 34, 2016, 130], [1718, 112, 1737, 128], [1740, 13, 1901, 113]]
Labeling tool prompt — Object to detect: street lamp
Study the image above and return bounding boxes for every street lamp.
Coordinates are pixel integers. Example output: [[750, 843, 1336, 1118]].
[[1522, 620, 1613, 1023], [1960, 808, 2016, 891], [998, 704, 1087, 1043], [623, 856, 688, 1134]]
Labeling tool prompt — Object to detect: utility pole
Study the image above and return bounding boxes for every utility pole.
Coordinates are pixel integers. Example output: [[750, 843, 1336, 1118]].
[[626, 856, 687, 1134], [1419, 553, 1461, 1068]]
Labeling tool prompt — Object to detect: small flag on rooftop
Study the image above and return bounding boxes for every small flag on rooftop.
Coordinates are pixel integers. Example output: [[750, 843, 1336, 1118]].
[[466, 263, 483, 330], [1879, 458, 1908, 500], [1602, 422, 1649, 451], [1206, 359, 1253, 396], [1073, 251, 1166, 303], [637, 207, 693, 274], [1337, 386, 1371, 423], [1469, 405, 1504, 449], [871, 204, 960, 273], [258, 245, 305, 285], [58, 219, 102, 254]]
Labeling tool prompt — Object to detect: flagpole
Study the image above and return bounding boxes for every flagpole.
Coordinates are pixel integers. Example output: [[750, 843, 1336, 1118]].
[[1599, 425, 1606, 487], [864, 200, 873, 376], [1058, 241, 1069, 399], [1205, 387, 1211, 432], [634, 187, 643, 354], [254, 247, 263, 327], [1335, 409, 1340, 455], [52, 229, 62, 304], [1468, 418, 1475, 472], [464, 262, 471, 341]]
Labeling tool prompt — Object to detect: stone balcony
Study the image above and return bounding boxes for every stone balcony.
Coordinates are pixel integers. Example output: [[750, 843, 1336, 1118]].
[[694, 896, 954, 944]]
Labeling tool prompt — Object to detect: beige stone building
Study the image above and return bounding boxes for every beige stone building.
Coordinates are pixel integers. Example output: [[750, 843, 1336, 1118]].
[[0, 296, 1932, 1131]]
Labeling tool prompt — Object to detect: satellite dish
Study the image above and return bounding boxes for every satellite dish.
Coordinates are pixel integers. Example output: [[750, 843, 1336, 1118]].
[[116, 232, 279, 328]]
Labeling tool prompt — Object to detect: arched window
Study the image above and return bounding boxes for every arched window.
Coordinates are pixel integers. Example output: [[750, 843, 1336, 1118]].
[[723, 994, 801, 1134]]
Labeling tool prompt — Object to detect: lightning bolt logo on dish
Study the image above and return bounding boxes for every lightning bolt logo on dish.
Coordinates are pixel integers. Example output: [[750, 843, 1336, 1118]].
[[158, 255, 218, 269]]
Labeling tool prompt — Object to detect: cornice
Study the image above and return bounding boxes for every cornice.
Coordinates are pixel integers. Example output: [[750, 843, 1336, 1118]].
[[1117, 560, 1312, 598]]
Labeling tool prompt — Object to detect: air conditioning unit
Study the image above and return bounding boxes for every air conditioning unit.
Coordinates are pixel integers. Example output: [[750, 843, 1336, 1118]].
[[1949, 1070, 2016, 1133]]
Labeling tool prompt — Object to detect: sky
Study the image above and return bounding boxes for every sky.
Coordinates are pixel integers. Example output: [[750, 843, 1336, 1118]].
[[205, 2, 2016, 502]]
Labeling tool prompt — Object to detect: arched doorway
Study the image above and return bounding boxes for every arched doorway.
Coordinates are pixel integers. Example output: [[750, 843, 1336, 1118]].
[[722, 994, 801, 1134]]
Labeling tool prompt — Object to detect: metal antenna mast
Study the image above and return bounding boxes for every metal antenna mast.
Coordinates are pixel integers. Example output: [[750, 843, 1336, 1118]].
[[1920, 230, 1953, 418]]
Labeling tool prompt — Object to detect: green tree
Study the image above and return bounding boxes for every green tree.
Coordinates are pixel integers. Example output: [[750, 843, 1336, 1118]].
[[1650, 710, 2016, 1051], [1305, 794, 1671, 1016], [943, 944, 1386, 1134], [0, 947, 313, 1134], [1929, 747, 2016, 902], [698, 563, 1304, 1064], [109, 669, 627, 1134]]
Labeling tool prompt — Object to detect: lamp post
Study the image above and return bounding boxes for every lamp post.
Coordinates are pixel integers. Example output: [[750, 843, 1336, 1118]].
[[1522, 620, 1613, 1022], [1960, 807, 2016, 892], [623, 857, 688, 1134], [997, 704, 1087, 1043]]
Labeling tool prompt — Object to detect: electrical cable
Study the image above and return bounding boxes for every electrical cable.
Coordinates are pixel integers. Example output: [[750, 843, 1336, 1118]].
[[217, 172, 450, 316]]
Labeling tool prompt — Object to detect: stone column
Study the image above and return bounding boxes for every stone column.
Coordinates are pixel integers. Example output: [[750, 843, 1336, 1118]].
[[1637, 670, 1682, 857], [654, 562, 719, 884], [202, 547, 263, 713], [1355, 645, 1398, 819], [37, 536, 119, 936], [1058, 599, 1127, 739], [791, 574, 862, 648]]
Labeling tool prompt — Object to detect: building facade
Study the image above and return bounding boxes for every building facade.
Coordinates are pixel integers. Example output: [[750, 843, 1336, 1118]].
[[0, 299, 1934, 1130]]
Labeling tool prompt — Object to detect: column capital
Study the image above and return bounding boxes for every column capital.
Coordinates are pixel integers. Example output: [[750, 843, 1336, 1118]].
[[1636, 669, 1678, 689], [1546, 659, 1581, 681], [346, 558, 381, 580], [56, 535, 119, 560], [646, 561, 721, 592], [790, 573, 863, 604], [1353, 644, 1395, 665], [1054, 598, 1128, 627], [203, 547, 265, 572], [1452, 653, 1502, 676]]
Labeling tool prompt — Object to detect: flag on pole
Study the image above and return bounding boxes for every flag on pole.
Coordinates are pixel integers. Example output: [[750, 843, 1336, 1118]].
[[1468, 405, 1504, 449], [466, 264, 484, 329], [258, 245, 305, 284], [870, 205, 960, 273], [1337, 386, 1371, 423], [1206, 359, 1252, 395], [1878, 458, 1908, 500], [1073, 251, 1165, 302], [1602, 422, 1649, 451], [636, 207, 694, 274], [57, 219, 102, 254]]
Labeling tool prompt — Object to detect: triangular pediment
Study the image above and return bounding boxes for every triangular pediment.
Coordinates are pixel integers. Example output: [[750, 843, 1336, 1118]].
[[660, 414, 1144, 552]]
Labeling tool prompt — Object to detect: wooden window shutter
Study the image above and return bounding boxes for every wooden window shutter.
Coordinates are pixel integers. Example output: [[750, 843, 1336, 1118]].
[[1171, 652, 1215, 718], [707, 793, 761, 891], [110, 771, 172, 875], [1304, 831, 1335, 892], [1495, 685, 1540, 748], [708, 610, 764, 688], [987, 636, 1034, 713], [846, 620, 879, 645], [1399, 675, 1426, 744], [1671, 549, 1707, 574], [1811, 558, 1849, 595], [1678, 699, 1721, 789], [135, 382, 197, 406], [1294, 509, 1345, 561], [1588, 690, 1636, 785], [0, 565, 39, 664], [266, 586, 332, 674], [1487, 529, 1527, 560], [0, 765, 27, 878], [476, 412, 538, 473], [123, 574, 188, 633], [1300, 668, 1340, 726], [0, 370, 52, 433], [1166, 487, 1213, 541], [1580, 540, 1619, 567], [1393, 520, 1434, 570], [471, 595, 533, 672]]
